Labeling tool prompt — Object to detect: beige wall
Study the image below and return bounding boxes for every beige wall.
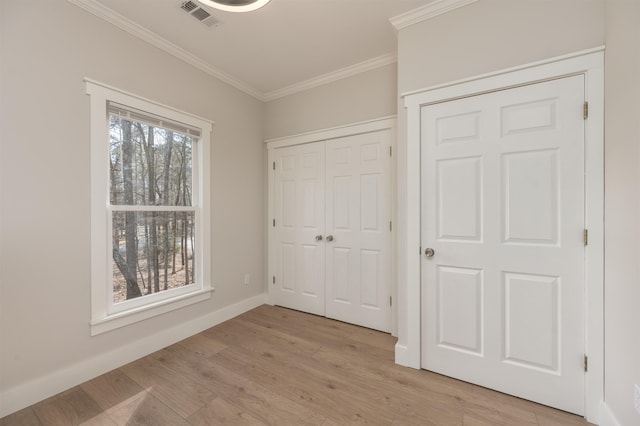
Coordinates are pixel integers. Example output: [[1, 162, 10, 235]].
[[397, 0, 640, 424], [263, 63, 397, 140], [397, 0, 604, 94], [0, 0, 265, 408], [604, 1, 640, 425]]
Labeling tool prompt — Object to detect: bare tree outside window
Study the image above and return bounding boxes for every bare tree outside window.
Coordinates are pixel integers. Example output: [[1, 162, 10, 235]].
[[109, 115, 195, 303]]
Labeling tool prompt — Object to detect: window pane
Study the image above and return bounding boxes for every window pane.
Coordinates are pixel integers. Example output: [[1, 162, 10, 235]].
[[112, 211, 196, 304], [109, 115, 193, 206]]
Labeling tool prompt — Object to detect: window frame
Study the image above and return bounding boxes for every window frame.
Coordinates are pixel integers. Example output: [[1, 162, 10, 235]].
[[86, 79, 213, 336]]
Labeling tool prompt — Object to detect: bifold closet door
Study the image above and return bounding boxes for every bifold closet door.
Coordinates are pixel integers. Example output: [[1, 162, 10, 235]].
[[272, 142, 325, 316], [325, 131, 392, 332], [271, 130, 392, 332]]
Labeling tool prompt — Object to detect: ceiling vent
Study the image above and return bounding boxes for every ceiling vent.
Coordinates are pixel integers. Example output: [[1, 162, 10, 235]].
[[180, 1, 220, 28]]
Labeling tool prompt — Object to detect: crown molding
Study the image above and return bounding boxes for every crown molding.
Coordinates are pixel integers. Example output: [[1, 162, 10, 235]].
[[262, 53, 397, 102], [67, 0, 264, 100], [389, 0, 478, 31], [68, 0, 401, 102]]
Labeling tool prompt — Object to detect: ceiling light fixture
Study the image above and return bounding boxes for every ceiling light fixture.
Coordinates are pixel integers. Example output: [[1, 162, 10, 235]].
[[196, 0, 271, 13]]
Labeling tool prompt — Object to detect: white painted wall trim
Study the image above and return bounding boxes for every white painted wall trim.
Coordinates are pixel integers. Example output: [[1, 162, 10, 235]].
[[265, 116, 397, 148], [0, 294, 266, 418], [67, 0, 263, 100], [401, 46, 606, 99], [263, 54, 397, 102], [389, 0, 478, 31], [68, 0, 398, 103], [399, 47, 604, 424], [598, 401, 623, 426]]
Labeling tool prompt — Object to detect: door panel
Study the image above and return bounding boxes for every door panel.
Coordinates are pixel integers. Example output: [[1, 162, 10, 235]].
[[503, 272, 559, 371], [421, 76, 585, 414], [272, 142, 325, 315], [325, 131, 392, 332], [503, 149, 559, 244], [437, 156, 483, 241], [271, 129, 392, 332], [436, 265, 483, 355]]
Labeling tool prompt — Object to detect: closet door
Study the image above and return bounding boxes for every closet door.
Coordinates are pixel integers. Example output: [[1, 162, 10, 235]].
[[272, 142, 325, 315], [420, 76, 586, 413], [325, 131, 392, 332]]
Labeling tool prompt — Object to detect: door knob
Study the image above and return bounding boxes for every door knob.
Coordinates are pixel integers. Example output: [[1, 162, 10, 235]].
[[424, 248, 435, 257], [315, 235, 323, 241], [326, 235, 334, 242]]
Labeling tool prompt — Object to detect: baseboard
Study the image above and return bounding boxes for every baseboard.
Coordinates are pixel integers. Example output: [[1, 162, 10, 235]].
[[597, 401, 622, 426], [0, 293, 266, 418], [394, 342, 421, 369], [395, 343, 411, 368]]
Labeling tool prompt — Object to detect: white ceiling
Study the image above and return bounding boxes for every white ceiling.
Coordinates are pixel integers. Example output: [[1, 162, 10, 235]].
[[74, 0, 434, 100]]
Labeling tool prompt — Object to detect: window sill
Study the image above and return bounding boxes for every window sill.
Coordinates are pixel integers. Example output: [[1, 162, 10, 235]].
[[90, 288, 214, 336]]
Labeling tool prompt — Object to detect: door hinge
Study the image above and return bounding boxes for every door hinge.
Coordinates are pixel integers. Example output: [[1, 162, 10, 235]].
[[583, 102, 589, 120], [390, 221, 392, 232], [273, 219, 276, 227], [584, 229, 589, 246], [584, 354, 588, 372], [272, 276, 276, 284], [389, 146, 392, 157], [272, 161, 276, 170], [389, 296, 392, 307]]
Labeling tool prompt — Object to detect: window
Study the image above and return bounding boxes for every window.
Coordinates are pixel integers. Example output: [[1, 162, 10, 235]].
[[87, 80, 213, 335]]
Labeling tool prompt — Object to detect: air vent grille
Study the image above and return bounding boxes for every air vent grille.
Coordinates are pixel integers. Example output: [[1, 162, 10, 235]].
[[192, 7, 212, 21], [180, 1, 220, 28], [181, 1, 199, 12]]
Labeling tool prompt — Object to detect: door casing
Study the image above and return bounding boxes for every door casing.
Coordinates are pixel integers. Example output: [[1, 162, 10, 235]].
[[397, 47, 604, 423]]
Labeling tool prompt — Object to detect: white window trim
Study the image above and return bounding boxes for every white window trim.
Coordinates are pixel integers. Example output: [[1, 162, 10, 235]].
[[86, 79, 213, 336]]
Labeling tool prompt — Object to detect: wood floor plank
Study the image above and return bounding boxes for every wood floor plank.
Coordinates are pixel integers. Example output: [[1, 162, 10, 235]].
[[152, 344, 327, 425], [347, 322, 398, 350], [536, 411, 595, 426], [105, 391, 190, 426], [80, 369, 145, 413], [77, 413, 117, 426], [310, 339, 568, 426], [310, 348, 464, 424], [1, 305, 595, 426], [204, 317, 321, 358], [239, 305, 357, 346], [186, 397, 266, 426], [32, 387, 103, 426], [393, 411, 460, 426], [176, 332, 227, 357], [211, 345, 396, 424], [120, 355, 215, 418], [462, 413, 498, 426], [0, 408, 41, 426]]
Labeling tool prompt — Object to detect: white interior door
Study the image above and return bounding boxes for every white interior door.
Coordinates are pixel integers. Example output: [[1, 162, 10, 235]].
[[421, 76, 586, 414], [272, 142, 325, 316], [325, 131, 392, 332], [270, 129, 392, 332]]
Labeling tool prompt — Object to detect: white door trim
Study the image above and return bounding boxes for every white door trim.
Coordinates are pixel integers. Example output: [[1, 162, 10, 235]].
[[266, 116, 398, 334], [398, 47, 604, 423], [265, 116, 397, 148]]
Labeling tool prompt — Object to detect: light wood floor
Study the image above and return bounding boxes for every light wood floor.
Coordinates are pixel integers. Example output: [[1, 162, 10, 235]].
[[1, 305, 594, 426]]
